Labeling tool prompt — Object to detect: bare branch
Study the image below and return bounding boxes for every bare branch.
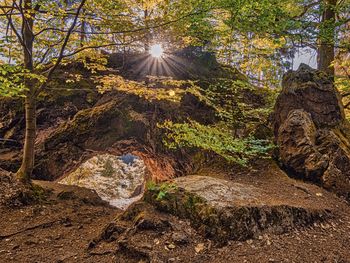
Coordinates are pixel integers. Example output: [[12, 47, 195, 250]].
[[34, 5, 216, 37], [62, 38, 141, 58], [36, 0, 86, 95], [0, 3, 25, 49]]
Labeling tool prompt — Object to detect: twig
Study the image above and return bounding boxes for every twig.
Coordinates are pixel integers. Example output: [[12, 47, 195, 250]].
[[0, 219, 62, 240]]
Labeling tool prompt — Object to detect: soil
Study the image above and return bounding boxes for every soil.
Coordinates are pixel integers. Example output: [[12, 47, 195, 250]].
[[0, 179, 119, 263], [0, 160, 349, 263]]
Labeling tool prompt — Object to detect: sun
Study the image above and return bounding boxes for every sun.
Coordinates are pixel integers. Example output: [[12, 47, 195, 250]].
[[149, 44, 164, 58]]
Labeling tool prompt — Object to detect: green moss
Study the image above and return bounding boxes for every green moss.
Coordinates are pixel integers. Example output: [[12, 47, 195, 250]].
[[31, 184, 49, 201], [146, 181, 178, 201]]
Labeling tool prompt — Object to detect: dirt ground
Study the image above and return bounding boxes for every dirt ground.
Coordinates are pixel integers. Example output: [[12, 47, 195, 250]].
[[0, 161, 350, 263], [0, 179, 119, 263]]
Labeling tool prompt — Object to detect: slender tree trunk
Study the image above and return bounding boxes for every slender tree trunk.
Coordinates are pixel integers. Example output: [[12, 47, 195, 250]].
[[318, 0, 337, 78], [17, 95, 36, 182], [16, 0, 36, 183]]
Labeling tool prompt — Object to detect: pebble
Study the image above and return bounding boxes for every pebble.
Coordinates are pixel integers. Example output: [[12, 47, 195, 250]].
[[195, 243, 205, 253], [166, 243, 176, 250], [246, 239, 253, 245]]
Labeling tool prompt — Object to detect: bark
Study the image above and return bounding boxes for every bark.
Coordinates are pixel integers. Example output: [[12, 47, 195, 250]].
[[17, 95, 36, 182], [16, 0, 36, 182], [318, 0, 337, 78]]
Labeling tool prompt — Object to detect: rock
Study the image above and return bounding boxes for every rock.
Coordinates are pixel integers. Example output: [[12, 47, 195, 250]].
[[59, 154, 146, 209], [144, 175, 331, 244], [276, 110, 329, 182], [25, 92, 194, 182], [34, 180, 108, 206], [57, 191, 77, 200], [273, 64, 350, 200], [273, 64, 345, 132], [165, 243, 176, 250], [194, 243, 205, 253]]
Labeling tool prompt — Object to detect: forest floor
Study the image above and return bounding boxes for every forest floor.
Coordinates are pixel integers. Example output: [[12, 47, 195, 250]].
[[0, 161, 350, 263]]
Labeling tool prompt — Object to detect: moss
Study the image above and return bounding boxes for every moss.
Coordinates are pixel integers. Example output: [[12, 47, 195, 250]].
[[100, 158, 115, 177], [142, 181, 328, 243], [144, 184, 232, 241], [120, 201, 153, 221], [144, 182, 216, 227], [46, 100, 124, 148], [30, 183, 49, 202]]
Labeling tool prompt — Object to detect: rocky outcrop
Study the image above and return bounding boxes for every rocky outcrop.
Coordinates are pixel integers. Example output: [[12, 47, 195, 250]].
[[0, 54, 270, 182], [33, 92, 184, 181], [144, 175, 331, 243], [273, 64, 350, 200]]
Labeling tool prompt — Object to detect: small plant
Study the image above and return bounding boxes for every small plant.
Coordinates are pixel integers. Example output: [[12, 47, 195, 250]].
[[146, 181, 178, 200], [158, 120, 273, 166]]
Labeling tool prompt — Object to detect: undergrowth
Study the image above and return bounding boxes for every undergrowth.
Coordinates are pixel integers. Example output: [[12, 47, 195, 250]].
[[158, 78, 276, 165]]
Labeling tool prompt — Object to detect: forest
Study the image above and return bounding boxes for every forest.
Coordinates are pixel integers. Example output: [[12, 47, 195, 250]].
[[0, 0, 350, 262]]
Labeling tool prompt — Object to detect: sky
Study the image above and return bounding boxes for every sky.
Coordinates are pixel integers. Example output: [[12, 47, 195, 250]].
[[292, 47, 318, 70]]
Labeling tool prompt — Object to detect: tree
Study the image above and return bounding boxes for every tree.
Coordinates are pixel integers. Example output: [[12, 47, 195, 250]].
[[0, 0, 86, 182], [318, 0, 337, 77]]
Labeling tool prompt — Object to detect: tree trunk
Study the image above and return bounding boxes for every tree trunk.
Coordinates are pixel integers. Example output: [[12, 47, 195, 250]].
[[318, 0, 337, 78], [16, 0, 36, 182], [17, 95, 36, 182]]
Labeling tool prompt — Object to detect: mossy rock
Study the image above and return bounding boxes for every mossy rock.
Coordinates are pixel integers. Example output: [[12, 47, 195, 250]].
[[144, 175, 332, 243]]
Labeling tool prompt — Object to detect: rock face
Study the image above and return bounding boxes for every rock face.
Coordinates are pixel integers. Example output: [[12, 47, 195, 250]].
[[59, 154, 146, 209], [144, 175, 331, 243], [273, 64, 350, 200], [0, 77, 218, 182]]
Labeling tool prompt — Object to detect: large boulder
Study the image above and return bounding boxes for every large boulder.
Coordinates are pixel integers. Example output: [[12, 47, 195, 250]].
[[273, 64, 350, 200], [144, 174, 331, 243]]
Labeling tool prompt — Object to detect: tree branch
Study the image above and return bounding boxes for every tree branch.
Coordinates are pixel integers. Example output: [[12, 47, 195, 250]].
[[45, 0, 86, 77], [36, 0, 86, 95]]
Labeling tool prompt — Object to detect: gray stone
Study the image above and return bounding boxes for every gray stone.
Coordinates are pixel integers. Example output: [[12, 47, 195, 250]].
[[145, 175, 331, 243]]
